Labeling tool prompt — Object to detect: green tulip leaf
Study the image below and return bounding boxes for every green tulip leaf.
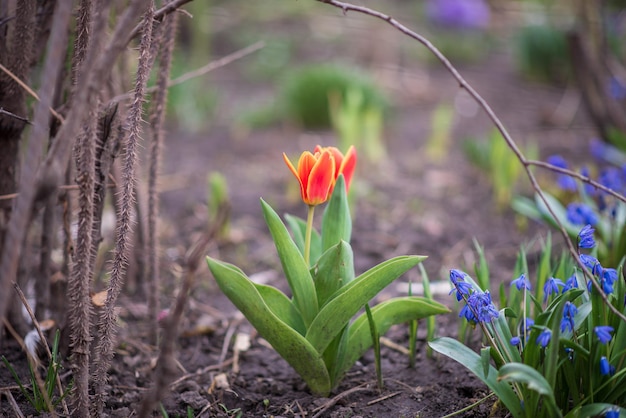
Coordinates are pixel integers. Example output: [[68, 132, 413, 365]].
[[314, 240, 355, 308], [337, 297, 449, 379], [429, 337, 524, 417], [322, 175, 351, 252], [306, 255, 426, 354], [285, 213, 321, 264], [206, 257, 330, 395], [261, 199, 319, 327]]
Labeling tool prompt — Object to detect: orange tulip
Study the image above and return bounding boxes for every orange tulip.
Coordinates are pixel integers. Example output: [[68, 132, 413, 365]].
[[313, 145, 357, 193], [283, 145, 357, 206], [283, 148, 336, 206]]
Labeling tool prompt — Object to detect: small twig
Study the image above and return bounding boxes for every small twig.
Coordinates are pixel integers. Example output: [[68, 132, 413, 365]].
[[128, 0, 193, 41], [0, 107, 30, 124], [311, 383, 372, 418], [380, 336, 409, 355], [526, 160, 626, 204], [366, 390, 401, 405], [0, 63, 64, 122], [219, 320, 239, 370], [168, 357, 234, 389], [2, 390, 27, 418]]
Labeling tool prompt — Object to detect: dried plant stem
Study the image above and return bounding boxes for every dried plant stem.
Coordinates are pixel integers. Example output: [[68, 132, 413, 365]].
[[147, 1, 178, 344], [68, 113, 98, 417], [92, 3, 155, 415], [0, 0, 71, 333], [65, 2, 100, 415], [316, 0, 626, 324]]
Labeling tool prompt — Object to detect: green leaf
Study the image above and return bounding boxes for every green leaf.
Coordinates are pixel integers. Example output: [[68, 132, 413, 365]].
[[322, 175, 351, 252], [429, 337, 524, 417], [498, 363, 562, 417], [314, 240, 355, 307], [261, 199, 318, 327], [338, 297, 449, 379], [306, 255, 426, 354], [206, 257, 331, 395]]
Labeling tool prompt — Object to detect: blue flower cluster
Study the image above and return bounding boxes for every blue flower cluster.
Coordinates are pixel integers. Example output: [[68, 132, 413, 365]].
[[509, 225, 619, 350], [547, 148, 626, 226], [449, 269, 499, 325]]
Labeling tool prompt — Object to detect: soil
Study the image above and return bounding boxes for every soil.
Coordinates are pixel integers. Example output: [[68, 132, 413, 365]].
[[0, 3, 596, 418]]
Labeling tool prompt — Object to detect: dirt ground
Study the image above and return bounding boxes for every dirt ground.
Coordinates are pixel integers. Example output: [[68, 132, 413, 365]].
[[0, 3, 597, 417]]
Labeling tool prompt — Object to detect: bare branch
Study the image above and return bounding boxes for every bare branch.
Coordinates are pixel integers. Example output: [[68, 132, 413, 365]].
[[315, 0, 626, 322]]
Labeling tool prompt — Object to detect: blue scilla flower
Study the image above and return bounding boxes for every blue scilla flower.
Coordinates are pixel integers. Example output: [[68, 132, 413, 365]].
[[563, 274, 579, 292], [579, 254, 602, 275], [536, 329, 552, 348], [595, 326, 614, 344], [510, 336, 521, 346], [543, 277, 565, 301], [470, 291, 499, 323], [547, 155, 577, 191], [602, 269, 618, 294], [577, 224, 596, 249], [460, 291, 499, 324], [449, 269, 472, 301], [605, 408, 620, 418], [589, 268, 618, 294], [560, 301, 578, 333], [600, 356, 615, 376], [567, 203, 598, 226], [511, 273, 532, 291]]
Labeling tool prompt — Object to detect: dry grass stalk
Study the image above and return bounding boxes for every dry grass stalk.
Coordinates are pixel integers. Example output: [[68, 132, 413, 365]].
[[92, 2, 156, 415]]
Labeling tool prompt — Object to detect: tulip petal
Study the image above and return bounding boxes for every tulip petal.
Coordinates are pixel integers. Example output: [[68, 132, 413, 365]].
[[338, 145, 357, 192], [306, 151, 335, 206]]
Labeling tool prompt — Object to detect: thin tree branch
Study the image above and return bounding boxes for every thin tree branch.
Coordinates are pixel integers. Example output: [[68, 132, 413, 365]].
[[315, 0, 626, 323]]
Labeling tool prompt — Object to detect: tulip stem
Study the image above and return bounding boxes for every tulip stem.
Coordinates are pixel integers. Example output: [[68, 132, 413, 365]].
[[304, 205, 315, 266]]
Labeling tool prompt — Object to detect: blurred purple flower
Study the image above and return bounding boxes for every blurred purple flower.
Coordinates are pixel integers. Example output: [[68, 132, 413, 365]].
[[595, 326, 614, 344], [547, 155, 577, 191], [426, 0, 490, 29], [567, 203, 598, 226], [609, 77, 626, 100]]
